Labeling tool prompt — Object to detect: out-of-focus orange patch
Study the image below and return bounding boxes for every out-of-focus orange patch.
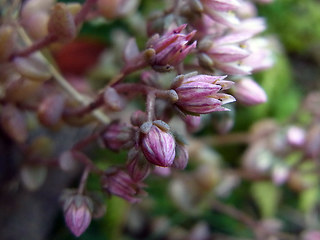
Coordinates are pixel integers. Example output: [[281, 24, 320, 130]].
[[53, 38, 106, 75]]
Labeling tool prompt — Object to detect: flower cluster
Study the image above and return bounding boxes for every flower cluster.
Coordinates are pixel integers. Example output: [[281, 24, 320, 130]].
[[0, 0, 276, 238]]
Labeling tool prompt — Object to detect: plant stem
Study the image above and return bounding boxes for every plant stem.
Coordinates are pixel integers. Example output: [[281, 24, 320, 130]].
[[74, 0, 98, 25], [146, 92, 156, 121], [11, 34, 57, 59], [77, 166, 90, 195], [16, 26, 110, 124]]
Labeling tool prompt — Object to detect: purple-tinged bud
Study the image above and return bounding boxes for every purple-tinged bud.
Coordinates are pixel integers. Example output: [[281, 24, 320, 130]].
[[173, 144, 189, 170], [140, 122, 176, 167], [153, 166, 171, 177], [127, 147, 151, 182], [184, 115, 202, 133], [172, 74, 235, 115], [146, 25, 197, 71], [0, 25, 16, 62], [38, 94, 65, 127], [100, 121, 135, 151], [207, 45, 250, 63], [272, 163, 290, 186], [63, 194, 93, 237], [200, 0, 241, 12], [231, 77, 267, 106], [48, 3, 77, 43], [204, 8, 240, 27], [302, 231, 320, 240], [131, 110, 147, 126], [124, 38, 140, 64], [103, 87, 126, 111], [101, 167, 146, 203], [304, 124, 320, 159], [214, 61, 252, 75], [241, 37, 274, 72], [286, 126, 306, 148]]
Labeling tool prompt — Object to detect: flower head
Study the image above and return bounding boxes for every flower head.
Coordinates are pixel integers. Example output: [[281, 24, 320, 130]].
[[140, 121, 176, 167], [172, 73, 235, 114], [101, 167, 146, 203], [146, 25, 197, 71]]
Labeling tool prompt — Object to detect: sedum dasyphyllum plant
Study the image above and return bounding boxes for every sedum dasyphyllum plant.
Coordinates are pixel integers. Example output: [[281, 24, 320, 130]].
[[4, 0, 318, 239]]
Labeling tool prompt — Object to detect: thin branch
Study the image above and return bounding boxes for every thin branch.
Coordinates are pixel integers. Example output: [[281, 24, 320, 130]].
[[16, 26, 110, 124]]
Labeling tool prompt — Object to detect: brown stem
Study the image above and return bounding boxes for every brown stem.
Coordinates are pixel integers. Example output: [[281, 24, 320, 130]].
[[63, 94, 104, 117], [146, 92, 156, 121], [74, 0, 98, 25], [72, 132, 102, 151], [77, 166, 90, 194], [200, 132, 250, 146], [211, 199, 257, 229], [11, 34, 57, 59], [71, 150, 103, 175]]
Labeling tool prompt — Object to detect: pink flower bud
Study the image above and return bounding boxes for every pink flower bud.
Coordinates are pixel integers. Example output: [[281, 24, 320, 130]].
[[172, 74, 235, 114], [200, 0, 241, 12], [140, 122, 176, 167], [63, 194, 93, 237], [127, 147, 151, 181], [101, 167, 146, 203], [100, 121, 135, 151], [184, 115, 202, 133], [286, 126, 306, 148], [172, 144, 189, 170], [272, 163, 290, 186], [146, 25, 197, 71], [232, 77, 267, 106], [153, 166, 171, 176], [207, 44, 250, 63]]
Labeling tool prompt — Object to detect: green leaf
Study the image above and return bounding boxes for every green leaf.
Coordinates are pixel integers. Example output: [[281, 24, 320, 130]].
[[251, 182, 280, 218]]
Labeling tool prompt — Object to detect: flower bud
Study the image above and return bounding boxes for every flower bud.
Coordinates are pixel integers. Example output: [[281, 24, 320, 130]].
[[101, 167, 146, 203], [97, 0, 140, 19], [13, 55, 51, 82], [172, 74, 235, 114], [231, 77, 267, 106], [286, 126, 306, 148], [48, 3, 77, 43], [100, 121, 135, 151], [130, 110, 147, 126], [172, 144, 189, 170], [21, 0, 53, 40], [272, 163, 290, 186], [0, 104, 27, 143], [304, 124, 320, 158], [127, 147, 151, 181], [63, 194, 93, 237], [153, 166, 171, 176], [38, 94, 65, 127], [184, 115, 202, 133], [140, 122, 176, 167], [103, 87, 126, 111], [0, 25, 16, 62], [146, 25, 197, 71]]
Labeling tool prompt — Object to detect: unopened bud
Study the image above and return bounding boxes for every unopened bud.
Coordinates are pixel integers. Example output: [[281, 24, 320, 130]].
[[130, 110, 147, 126], [38, 94, 65, 127], [232, 77, 267, 106], [63, 194, 93, 237], [48, 3, 77, 43], [172, 144, 189, 170], [101, 121, 135, 151], [0, 104, 27, 143], [286, 126, 306, 148], [127, 147, 151, 181], [13, 55, 51, 82], [0, 25, 16, 62], [97, 0, 139, 19], [141, 122, 176, 167]]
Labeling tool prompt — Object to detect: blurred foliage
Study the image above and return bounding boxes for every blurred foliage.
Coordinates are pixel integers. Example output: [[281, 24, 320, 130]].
[[259, 0, 320, 53]]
